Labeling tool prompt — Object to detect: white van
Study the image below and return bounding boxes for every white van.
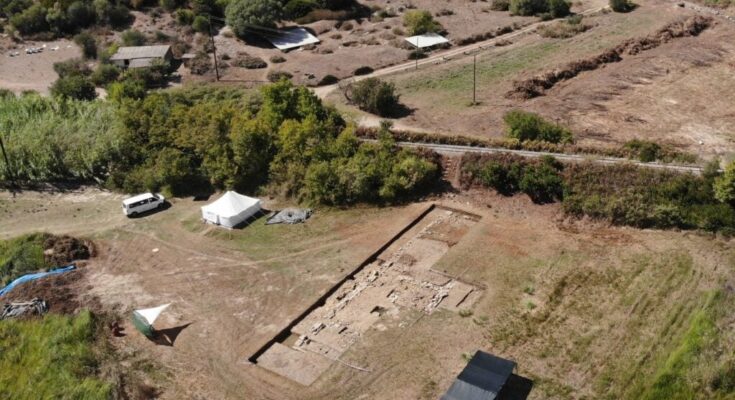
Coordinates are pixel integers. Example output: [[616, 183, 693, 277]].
[[122, 193, 165, 217]]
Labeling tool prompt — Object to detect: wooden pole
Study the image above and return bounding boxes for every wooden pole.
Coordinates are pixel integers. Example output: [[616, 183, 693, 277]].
[[0, 134, 16, 189], [473, 54, 477, 105]]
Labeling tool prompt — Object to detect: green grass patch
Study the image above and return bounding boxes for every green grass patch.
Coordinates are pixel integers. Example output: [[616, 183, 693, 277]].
[[0, 310, 112, 399], [0, 232, 50, 286]]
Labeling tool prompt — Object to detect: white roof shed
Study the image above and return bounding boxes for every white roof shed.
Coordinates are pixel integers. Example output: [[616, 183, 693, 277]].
[[201, 191, 262, 229]]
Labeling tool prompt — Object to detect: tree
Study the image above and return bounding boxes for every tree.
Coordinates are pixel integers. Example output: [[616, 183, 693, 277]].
[[192, 15, 209, 32], [67, 1, 96, 29], [9, 4, 48, 35], [547, 0, 570, 17], [347, 78, 400, 117], [609, 0, 631, 12], [107, 4, 131, 28], [90, 63, 120, 86], [714, 161, 735, 205], [107, 77, 146, 101], [226, 0, 283, 37], [402, 10, 441, 36], [74, 31, 97, 59], [509, 0, 548, 15], [50, 75, 97, 100]]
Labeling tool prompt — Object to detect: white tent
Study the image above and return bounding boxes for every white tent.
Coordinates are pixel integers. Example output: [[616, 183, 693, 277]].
[[405, 33, 449, 48], [201, 191, 262, 228], [132, 303, 171, 337]]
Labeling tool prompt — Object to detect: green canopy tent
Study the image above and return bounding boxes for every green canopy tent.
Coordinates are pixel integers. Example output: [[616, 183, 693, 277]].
[[132, 303, 171, 338]]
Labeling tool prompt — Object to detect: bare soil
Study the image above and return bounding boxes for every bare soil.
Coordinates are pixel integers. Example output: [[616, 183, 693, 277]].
[[0, 38, 82, 94]]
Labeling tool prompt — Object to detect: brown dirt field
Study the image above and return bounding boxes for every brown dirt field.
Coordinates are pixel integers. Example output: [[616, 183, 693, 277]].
[[345, 1, 735, 160], [3, 185, 734, 399], [0, 38, 82, 94]]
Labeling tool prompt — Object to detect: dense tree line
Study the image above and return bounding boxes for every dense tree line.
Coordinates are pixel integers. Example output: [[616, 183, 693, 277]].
[[0, 82, 439, 205], [462, 153, 735, 234]]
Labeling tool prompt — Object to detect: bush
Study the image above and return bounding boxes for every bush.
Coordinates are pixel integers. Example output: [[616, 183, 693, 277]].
[[107, 4, 131, 28], [519, 156, 563, 203], [537, 17, 589, 38], [318, 74, 338, 85], [267, 70, 293, 82], [50, 75, 97, 100], [10, 4, 48, 35], [610, 0, 632, 12], [90, 63, 121, 86], [347, 77, 399, 117], [73, 31, 97, 59], [107, 77, 146, 101], [503, 110, 572, 143], [121, 29, 146, 46], [284, 0, 316, 19], [175, 8, 195, 25], [509, 0, 548, 15], [270, 55, 286, 63], [490, 0, 510, 10], [67, 1, 96, 29], [234, 53, 267, 68], [226, 0, 283, 37], [192, 15, 209, 32], [160, 0, 177, 10], [403, 10, 441, 35], [53, 59, 91, 78], [547, 0, 570, 17]]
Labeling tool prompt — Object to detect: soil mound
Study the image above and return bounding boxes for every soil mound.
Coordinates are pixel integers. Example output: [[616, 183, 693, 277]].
[[43, 235, 95, 267], [507, 16, 712, 99]]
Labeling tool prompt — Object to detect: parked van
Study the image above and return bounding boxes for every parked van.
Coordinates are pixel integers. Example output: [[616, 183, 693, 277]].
[[122, 193, 165, 217]]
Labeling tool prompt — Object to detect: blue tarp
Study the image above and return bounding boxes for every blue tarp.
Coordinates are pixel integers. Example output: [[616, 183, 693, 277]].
[[0, 265, 76, 297]]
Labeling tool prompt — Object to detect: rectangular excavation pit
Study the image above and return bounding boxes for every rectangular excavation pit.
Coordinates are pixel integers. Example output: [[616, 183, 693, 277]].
[[249, 205, 481, 386]]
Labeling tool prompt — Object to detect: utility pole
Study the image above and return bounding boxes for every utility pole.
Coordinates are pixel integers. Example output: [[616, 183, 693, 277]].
[[0, 134, 16, 190], [415, 37, 419, 70], [208, 15, 220, 81], [472, 54, 477, 105]]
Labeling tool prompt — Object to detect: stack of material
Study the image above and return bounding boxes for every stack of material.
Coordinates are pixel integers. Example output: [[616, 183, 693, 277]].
[[1, 298, 48, 320], [266, 208, 313, 225]]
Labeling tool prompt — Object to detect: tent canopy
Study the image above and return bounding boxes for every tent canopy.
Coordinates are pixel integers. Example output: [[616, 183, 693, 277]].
[[441, 351, 516, 400], [405, 33, 449, 48], [201, 191, 262, 228], [132, 303, 171, 338]]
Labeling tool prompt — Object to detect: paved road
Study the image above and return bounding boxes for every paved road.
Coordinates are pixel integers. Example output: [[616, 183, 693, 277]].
[[391, 141, 708, 174]]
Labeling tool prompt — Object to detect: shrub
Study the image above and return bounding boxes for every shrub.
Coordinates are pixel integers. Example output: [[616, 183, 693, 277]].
[[519, 156, 563, 203], [192, 15, 209, 32], [537, 17, 589, 38], [547, 0, 570, 17], [503, 110, 572, 143], [509, 0, 548, 15], [284, 0, 316, 19], [317, 74, 338, 85], [346, 77, 400, 117], [403, 10, 441, 35], [624, 139, 662, 162], [610, 0, 632, 12], [267, 70, 293, 82], [50, 75, 97, 100], [189, 52, 212, 75], [73, 31, 97, 59], [490, 0, 510, 10], [234, 53, 267, 68], [270, 55, 286, 63], [714, 161, 735, 205], [175, 8, 195, 25], [353, 66, 373, 75], [10, 4, 48, 35], [160, 0, 177, 11], [67, 1, 96, 29], [90, 63, 121, 86], [53, 59, 91, 78], [107, 77, 146, 101], [121, 29, 146, 46], [226, 0, 283, 37], [107, 4, 131, 28]]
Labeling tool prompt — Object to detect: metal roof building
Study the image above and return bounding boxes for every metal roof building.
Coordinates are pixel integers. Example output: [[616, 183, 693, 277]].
[[110, 45, 173, 69], [442, 351, 523, 400]]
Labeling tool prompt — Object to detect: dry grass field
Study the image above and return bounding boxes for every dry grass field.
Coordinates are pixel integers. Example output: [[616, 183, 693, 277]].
[[328, 0, 735, 160], [2, 186, 734, 399]]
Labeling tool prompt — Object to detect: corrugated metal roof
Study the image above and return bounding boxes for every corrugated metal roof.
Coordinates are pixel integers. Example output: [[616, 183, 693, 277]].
[[128, 58, 156, 68], [110, 45, 170, 61], [441, 351, 516, 400]]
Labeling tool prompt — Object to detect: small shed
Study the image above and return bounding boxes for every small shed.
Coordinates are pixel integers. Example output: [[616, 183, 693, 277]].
[[201, 191, 262, 229], [110, 45, 173, 69], [405, 33, 449, 49], [442, 351, 517, 400]]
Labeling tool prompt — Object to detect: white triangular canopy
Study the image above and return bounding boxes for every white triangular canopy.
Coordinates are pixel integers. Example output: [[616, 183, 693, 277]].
[[134, 303, 171, 325]]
